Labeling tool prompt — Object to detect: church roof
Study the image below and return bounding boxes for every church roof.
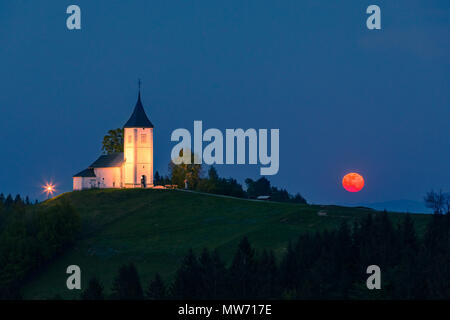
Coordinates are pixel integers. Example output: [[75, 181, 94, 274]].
[[123, 92, 154, 128], [73, 168, 96, 178], [89, 153, 124, 168]]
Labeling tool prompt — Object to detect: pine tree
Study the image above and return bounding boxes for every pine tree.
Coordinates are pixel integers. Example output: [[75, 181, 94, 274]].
[[196, 248, 228, 299], [198, 248, 214, 298], [4, 194, 13, 208], [111, 263, 144, 300], [279, 241, 298, 292], [208, 166, 219, 181], [400, 214, 418, 257], [81, 277, 104, 300], [14, 194, 23, 205], [171, 249, 201, 299], [154, 171, 161, 185], [146, 273, 166, 300], [229, 237, 257, 299], [211, 249, 228, 299], [334, 221, 354, 298], [255, 250, 278, 299]]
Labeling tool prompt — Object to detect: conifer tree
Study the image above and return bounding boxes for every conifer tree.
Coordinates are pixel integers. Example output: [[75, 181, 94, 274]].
[[81, 277, 104, 300], [4, 194, 13, 208], [111, 263, 144, 300], [14, 195, 22, 205], [255, 250, 278, 299], [279, 241, 298, 292], [171, 249, 201, 299], [154, 171, 162, 186], [146, 273, 166, 300], [229, 237, 257, 299]]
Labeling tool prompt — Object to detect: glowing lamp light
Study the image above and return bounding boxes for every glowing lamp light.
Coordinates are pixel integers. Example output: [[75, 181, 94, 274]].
[[42, 183, 56, 199]]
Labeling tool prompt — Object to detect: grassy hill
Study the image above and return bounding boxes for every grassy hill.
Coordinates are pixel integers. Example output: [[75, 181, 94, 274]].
[[22, 188, 431, 299]]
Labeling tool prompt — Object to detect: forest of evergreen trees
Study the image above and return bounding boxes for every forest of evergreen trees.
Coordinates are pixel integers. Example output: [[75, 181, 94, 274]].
[[0, 195, 81, 299], [81, 212, 449, 300]]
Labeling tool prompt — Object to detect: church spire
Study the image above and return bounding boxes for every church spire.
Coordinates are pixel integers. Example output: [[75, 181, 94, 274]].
[[123, 80, 154, 128], [137, 78, 142, 103]]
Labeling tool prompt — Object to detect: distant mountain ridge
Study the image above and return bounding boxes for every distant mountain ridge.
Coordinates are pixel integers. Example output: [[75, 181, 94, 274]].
[[347, 199, 432, 214]]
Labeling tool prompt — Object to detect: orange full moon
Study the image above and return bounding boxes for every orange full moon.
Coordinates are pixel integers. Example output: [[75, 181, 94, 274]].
[[342, 173, 365, 192]]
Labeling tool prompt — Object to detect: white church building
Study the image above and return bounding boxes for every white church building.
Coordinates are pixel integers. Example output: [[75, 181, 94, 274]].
[[73, 90, 154, 190]]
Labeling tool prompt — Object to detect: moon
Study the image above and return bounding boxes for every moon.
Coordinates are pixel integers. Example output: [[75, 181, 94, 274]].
[[342, 172, 364, 192]]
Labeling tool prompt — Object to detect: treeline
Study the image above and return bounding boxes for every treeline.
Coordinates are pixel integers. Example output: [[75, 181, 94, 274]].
[[0, 193, 37, 208], [80, 212, 449, 300], [0, 201, 81, 299], [155, 166, 307, 204], [0, 194, 37, 234]]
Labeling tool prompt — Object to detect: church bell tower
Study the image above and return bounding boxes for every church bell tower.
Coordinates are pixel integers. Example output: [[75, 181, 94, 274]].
[[123, 83, 154, 188]]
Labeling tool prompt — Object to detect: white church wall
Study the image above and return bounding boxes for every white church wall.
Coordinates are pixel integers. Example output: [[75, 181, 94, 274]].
[[94, 167, 122, 188], [73, 177, 82, 190], [83, 177, 97, 189], [73, 177, 98, 190]]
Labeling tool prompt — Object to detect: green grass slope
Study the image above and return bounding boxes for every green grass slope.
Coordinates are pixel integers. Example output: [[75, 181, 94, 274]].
[[23, 188, 431, 299]]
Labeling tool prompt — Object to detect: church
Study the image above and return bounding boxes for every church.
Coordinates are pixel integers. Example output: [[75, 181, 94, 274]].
[[73, 90, 154, 190]]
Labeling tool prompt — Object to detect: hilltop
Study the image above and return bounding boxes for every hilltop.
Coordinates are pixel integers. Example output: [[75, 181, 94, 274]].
[[22, 188, 431, 299]]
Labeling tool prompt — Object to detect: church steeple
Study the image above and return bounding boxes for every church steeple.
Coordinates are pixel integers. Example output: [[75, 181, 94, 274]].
[[124, 80, 154, 128], [138, 78, 142, 100]]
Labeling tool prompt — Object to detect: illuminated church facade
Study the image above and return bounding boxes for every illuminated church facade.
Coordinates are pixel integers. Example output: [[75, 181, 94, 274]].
[[73, 90, 154, 190]]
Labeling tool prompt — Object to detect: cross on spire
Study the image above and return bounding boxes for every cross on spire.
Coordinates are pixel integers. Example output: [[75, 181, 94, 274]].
[[138, 78, 142, 93]]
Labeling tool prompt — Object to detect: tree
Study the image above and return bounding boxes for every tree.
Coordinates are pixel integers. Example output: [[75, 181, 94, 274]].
[[111, 263, 144, 300], [424, 190, 445, 214], [0, 201, 81, 299], [245, 177, 271, 198], [197, 248, 228, 299], [245, 177, 307, 204], [292, 193, 307, 204], [171, 249, 201, 299], [255, 250, 278, 299], [444, 193, 450, 215], [400, 214, 418, 256], [102, 128, 124, 154], [208, 166, 219, 181], [279, 241, 298, 292], [169, 149, 202, 189], [229, 237, 257, 299], [14, 195, 23, 205], [154, 171, 162, 186], [146, 273, 167, 300], [81, 277, 104, 300], [4, 194, 13, 208]]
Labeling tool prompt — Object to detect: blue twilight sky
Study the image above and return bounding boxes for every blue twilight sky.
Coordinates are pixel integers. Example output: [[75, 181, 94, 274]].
[[0, 0, 449, 205]]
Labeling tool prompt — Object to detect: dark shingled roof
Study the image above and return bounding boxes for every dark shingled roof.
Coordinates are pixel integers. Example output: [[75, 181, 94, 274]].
[[73, 168, 96, 178], [124, 92, 154, 128], [89, 153, 124, 168]]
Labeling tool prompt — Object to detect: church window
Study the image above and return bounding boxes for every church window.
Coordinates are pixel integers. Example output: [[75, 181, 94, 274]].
[[141, 134, 147, 143]]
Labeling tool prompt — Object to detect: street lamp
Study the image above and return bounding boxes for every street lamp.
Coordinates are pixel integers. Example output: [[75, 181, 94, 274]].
[[43, 183, 56, 199]]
